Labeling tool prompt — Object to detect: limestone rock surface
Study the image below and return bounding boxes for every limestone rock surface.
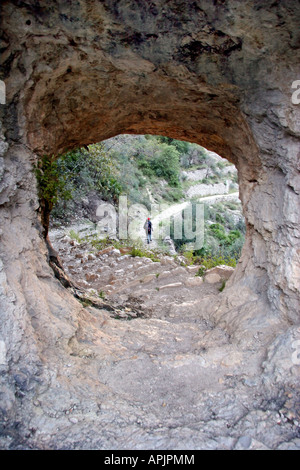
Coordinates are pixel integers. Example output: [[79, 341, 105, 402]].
[[0, 0, 299, 450]]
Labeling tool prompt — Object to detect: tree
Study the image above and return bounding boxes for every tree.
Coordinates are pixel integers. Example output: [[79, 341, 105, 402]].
[[35, 143, 121, 235], [35, 154, 72, 238]]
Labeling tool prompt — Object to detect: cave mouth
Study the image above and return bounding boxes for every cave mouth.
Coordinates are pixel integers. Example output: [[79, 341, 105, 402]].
[[21, 14, 263, 314], [47, 134, 245, 300], [1, 1, 299, 450], [4, 64, 298, 324]]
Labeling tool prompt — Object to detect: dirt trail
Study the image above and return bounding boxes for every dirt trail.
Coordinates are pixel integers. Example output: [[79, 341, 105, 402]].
[[138, 192, 239, 246]]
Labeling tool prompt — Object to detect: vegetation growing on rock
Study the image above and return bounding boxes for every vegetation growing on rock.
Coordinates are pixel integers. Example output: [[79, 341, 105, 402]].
[[38, 134, 245, 263]]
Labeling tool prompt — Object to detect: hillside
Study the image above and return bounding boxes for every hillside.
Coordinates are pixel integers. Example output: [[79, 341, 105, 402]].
[[50, 135, 245, 263]]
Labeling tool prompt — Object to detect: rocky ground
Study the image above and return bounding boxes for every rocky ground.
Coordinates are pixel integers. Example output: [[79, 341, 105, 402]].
[[18, 224, 296, 450]]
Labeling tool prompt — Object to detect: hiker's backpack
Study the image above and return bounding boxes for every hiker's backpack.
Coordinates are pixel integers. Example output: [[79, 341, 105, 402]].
[[147, 221, 152, 233]]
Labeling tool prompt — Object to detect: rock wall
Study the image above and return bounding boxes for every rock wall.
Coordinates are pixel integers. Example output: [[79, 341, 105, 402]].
[[186, 180, 229, 198], [0, 0, 299, 449]]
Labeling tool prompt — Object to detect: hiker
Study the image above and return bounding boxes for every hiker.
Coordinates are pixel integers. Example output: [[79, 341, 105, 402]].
[[144, 217, 153, 244]]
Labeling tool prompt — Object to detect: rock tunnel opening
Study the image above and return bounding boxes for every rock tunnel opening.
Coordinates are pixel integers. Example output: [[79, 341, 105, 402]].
[[14, 0, 268, 317], [0, 0, 299, 450]]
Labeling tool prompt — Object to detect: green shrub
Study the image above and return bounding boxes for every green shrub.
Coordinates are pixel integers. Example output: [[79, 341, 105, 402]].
[[219, 280, 226, 292], [225, 230, 242, 245], [129, 245, 160, 262], [68, 229, 83, 243], [50, 143, 122, 222], [208, 223, 227, 242], [183, 251, 236, 270], [35, 154, 72, 207], [161, 186, 184, 203], [200, 254, 237, 269], [98, 290, 106, 299], [150, 144, 181, 186], [195, 266, 206, 278], [215, 213, 225, 223]]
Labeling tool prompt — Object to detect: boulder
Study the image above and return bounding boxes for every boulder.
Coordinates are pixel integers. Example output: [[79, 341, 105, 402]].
[[205, 266, 234, 284], [185, 277, 203, 287]]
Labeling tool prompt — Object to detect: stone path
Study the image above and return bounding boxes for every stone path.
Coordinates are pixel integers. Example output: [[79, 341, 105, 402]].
[[49, 225, 230, 319], [26, 226, 298, 450]]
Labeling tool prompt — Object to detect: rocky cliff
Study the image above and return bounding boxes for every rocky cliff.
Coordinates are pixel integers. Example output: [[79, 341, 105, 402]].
[[0, 0, 299, 449]]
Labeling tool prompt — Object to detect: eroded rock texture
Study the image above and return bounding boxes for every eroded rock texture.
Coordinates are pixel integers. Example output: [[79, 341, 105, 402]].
[[0, 0, 299, 449]]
